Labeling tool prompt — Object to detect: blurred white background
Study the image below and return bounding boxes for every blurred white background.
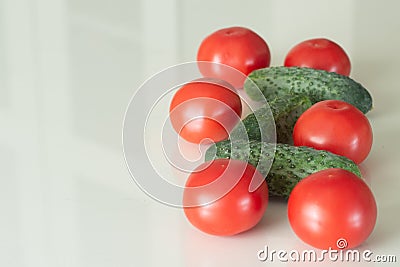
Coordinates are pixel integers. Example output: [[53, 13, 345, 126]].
[[1, 0, 400, 266]]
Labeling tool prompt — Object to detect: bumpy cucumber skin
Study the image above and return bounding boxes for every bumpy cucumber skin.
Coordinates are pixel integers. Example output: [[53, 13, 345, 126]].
[[205, 140, 362, 198], [230, 94, 312, 144], [244, 66, 373, 114]]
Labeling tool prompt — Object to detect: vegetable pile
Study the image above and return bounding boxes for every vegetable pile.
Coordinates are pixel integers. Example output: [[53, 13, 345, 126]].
[[168, 26, 377, 250]]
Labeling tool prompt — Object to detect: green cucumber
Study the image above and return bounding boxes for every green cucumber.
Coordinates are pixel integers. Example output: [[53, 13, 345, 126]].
[[244, 66, 373, 113], [230, 94, 312, 144], [205, 140, 361, 198]]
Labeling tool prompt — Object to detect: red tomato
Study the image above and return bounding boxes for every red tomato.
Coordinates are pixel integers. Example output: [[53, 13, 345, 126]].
[[183, 159, 268, 236], [293, 100, 372, 164], [169, 78, 242, 144], [288, 168, 377, 249], [197, 26, 271, 88], [284, 38, 351, 76]]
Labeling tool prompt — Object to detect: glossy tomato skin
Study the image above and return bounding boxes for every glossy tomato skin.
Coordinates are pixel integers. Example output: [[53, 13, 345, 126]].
[[293, 100, 372, 164], [197, 26, 270, 88], [169, 78, 242, 144], [183, 159, 268, 236], [288, 168, 377, 250], [284, 38, 351, 76]]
